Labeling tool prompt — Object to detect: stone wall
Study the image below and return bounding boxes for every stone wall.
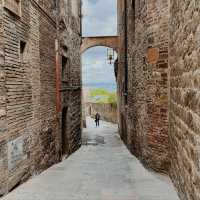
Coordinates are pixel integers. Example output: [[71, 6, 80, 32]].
[[0, 0, 81, 196], [86, 103, 118, 124], [117, 0, 170, 173], [170, 1, 200, 199], [117, 0, 127, 143], [117, 0, 200, 198], [0, 1, 6, 195], [59, 0, 82, 155]]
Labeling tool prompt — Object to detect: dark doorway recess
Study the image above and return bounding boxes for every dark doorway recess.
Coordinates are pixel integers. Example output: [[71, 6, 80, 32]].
[[121, 114, 127, 144], [62, 107, 69, 156]]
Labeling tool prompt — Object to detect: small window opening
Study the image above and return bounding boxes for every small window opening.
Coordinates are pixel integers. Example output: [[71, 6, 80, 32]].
[[20, 41, 26, 62], [62, 45, 68, 54], [132, 0, 135, 10], [62, 56, 69, 83]]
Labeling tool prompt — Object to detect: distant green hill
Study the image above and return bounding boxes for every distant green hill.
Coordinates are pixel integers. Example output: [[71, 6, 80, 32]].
[[89, 88, 117, 104], [83, 82, 116, 92]]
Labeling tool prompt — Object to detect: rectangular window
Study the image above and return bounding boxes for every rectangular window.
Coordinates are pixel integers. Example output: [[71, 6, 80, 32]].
[[3, 0, 21, 17], [62, 56, 69, 83], [132, 0, 135, 10], [20, 41, 26, 62]]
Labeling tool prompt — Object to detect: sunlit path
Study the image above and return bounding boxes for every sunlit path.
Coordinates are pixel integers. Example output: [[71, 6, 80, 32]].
[[3, 118, 179, 200]]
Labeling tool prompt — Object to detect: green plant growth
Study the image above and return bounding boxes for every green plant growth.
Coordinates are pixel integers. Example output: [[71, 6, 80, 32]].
[[89, 88, 117, 104]]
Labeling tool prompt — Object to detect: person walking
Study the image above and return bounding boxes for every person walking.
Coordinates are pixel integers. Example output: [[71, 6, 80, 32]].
[[95, 113, 100, 127]]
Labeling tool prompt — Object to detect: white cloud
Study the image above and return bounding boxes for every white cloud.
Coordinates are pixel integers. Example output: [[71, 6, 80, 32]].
[[82, 0, 117, 36], [82, 47, 116, 84], [81, 1, 117, 87]]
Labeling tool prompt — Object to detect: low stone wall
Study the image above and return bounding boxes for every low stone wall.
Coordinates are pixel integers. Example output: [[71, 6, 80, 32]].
[[86, 103, 117, 124]]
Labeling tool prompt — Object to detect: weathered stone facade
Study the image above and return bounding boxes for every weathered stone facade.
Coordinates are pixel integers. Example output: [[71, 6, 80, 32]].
[[117, 0, 127, 145], [58, 0, 82, 156], [169, 1, 200, 199], [117, 0, 170, 173], [117, 0, 200, 199], [0, 0, 81, 196]]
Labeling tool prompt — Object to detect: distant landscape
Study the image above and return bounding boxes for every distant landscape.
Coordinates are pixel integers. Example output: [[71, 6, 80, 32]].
[[83, 82, 117, 92]]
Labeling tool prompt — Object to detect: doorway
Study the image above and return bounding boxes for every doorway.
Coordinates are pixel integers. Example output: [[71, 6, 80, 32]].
[[62, 107, 69, 156]]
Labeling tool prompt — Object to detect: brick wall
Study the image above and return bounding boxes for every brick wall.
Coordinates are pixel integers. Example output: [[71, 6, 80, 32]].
[[170, 1, 200, 199], [0, 0, 6, 194], [126, 0, 147, 160], [0, 0, 81, 196], [117, 0, 127, 143], [59, 0, 82, 155], [117, 0, 170, 173]]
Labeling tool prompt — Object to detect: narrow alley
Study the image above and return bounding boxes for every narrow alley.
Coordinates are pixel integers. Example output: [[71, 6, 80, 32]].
[[1, 0, 200, 199], [3, 118, 179, 200]]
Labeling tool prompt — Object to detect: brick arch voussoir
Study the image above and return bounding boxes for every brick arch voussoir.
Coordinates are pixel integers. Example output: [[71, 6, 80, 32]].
[[81, 36, 119, 53]]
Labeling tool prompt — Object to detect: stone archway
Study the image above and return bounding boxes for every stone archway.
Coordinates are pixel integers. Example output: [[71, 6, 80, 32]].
[[81, 36, 119, 53]]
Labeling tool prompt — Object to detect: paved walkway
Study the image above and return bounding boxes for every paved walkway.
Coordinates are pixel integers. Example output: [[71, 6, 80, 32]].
[[3, 118, 179, 200]]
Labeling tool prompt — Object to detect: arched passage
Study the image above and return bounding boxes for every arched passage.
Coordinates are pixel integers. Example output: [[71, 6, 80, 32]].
[[82, 46, 118, 128], [81, 46, 118, 84], [81, 36, 119, 53]]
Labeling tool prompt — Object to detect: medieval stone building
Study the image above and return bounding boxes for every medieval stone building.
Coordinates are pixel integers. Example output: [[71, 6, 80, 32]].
[[117, 0, 200, 199], [0, 0, 81, 195], [117, 0, 170, 173]]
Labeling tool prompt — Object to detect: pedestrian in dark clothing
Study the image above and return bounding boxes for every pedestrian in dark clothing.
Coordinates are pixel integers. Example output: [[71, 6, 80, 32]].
[[95, 113, 100, 127]]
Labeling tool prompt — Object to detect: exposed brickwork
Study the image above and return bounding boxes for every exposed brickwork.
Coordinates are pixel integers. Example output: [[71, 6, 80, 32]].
[[59, 0, 82, 155], [117, 0, 170, 173], [117, 0, 127, 144], [81, 36, 119, 53], [0, 0, 81, 196], [170, 1, 200, 199]]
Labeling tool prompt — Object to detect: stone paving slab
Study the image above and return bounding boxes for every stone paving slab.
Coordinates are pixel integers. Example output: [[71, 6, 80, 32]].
[[2, 118, 179, 200]]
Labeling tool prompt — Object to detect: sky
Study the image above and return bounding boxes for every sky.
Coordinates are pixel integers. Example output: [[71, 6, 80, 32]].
[[82, 0, 117, 90]]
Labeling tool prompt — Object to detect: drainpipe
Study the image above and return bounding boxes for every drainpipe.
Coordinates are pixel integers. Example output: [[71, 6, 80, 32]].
[[124, 0, 128, 104], [55, 0, 61, 113]]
